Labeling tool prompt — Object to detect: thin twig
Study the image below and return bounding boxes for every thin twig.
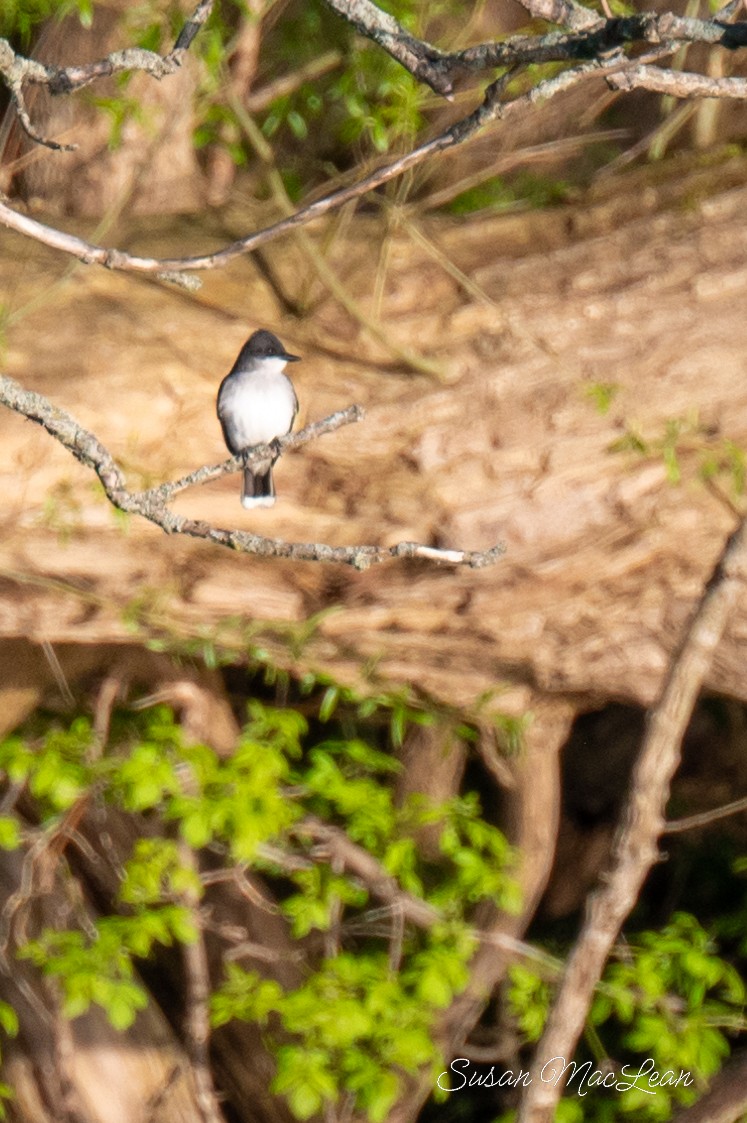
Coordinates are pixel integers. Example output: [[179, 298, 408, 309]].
[[293, 818, 441, 929], [0, 1, 214, 148], [244, 50, 343, 113], [143, 405, 365, 503], [664, 795, 747, 834], [608, 63, 747, 97], [0, 49, 668, 276]]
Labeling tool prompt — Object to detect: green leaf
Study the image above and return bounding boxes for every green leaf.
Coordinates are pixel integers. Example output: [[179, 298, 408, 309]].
[[583, 381, 620, 415], [319, 686, 340, 722], [0, 1002, 18, 1037], [0, 817, 21, 851]]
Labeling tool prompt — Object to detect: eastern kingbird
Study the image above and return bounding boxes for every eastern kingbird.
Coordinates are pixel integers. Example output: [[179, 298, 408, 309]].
[[217, 330, 300, 509]]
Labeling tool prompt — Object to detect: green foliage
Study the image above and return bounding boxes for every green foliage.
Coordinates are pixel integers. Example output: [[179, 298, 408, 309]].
[[609, 413, 747, 497], [0, 1000, 18, 1120], [188, 0, 435, 181], [0, 716, 94, 813], [329, 49, 426, 154], [0, 0, 92, 44], [21, 915, 172, 1028], [447, 171, 573, 216], [699, 437, 746, 497], [0, 817, 21, 850], [214, 951, 451, 1121], [258, 1, 427, 157], [591, 912, 744, 1116], [507, 961, 553, 1043], [583, 381, 621, 416], [87, 94, 147, 150], [0, 700, 515, 1123], [506, 912, 745, 1121], [493, 712, 531, 756], [2, 693, 746, 1122]]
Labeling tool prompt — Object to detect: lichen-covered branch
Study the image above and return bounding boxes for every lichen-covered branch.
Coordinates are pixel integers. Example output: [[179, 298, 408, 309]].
[[0, 1, 213, 93], [321, 0, 747, 87], [1, 0, 746, 226], [320, 0, 454, 97], [0, 374, 504, 570], [608, 63, 747, 98], [3, 0, 741, 276]]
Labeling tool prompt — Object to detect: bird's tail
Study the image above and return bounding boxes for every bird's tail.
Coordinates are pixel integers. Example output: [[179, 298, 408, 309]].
[[242, 466, 275, 509]]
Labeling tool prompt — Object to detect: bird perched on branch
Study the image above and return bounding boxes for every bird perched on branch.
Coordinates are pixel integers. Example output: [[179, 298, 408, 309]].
[[217, 329, 300, 508]]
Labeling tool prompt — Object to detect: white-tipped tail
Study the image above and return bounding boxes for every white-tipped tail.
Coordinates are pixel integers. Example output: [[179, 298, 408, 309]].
[[241, 464, 275, 508], [241, 494, 276, 509]]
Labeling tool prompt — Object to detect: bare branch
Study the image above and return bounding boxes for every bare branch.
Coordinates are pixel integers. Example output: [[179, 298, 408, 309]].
[[177, 841, 226, 1123], [321, 0, 453, 96], [517, 510, 747, 1122], [2, 0, 213, 93], [664, 795, 747, 834], [0, 41, 75, 151], [608, 63, 747, 98], [142, 405, 365, 505], [321, 0, 747, 89], [0, 373, 504, 570], [1, 0, 745, 163], [0, 52, 640, 276], [514, 0, 602, 31], [0, 1, 213, 147], [294, 817, 440, 930], [7, 88, 75, 152], [320, 0, 602, 93], [172, 0, 215, 54]]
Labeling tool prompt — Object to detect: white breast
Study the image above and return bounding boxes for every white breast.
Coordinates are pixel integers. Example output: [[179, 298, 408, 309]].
[[218, 367, 297, 450]]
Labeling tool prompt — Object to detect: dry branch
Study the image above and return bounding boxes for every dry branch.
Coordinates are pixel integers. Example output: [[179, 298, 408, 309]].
[[294, 817, 440, 930], [0, 0, 213, 151], [321, 0, 454, 97], [608, 64, 747, 97], [664, 795, 747, 834], [0, 48, 663, 277], [1, 0, 747, 278], [517, 511, 747, 1122], [0, 374, 504, 569], [178, 840, 226, 1123], [321, 0, 747, 86]]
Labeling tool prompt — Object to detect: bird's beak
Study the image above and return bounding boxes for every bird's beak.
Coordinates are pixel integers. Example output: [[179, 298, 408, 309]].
[[283, 352, 301, 362]]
